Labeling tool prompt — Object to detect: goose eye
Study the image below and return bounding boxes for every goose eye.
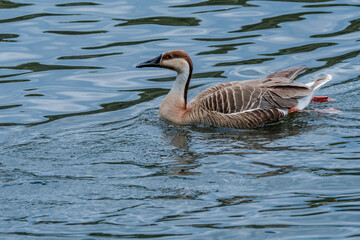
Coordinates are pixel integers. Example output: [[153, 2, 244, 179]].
[[166, 54, 173, 60]]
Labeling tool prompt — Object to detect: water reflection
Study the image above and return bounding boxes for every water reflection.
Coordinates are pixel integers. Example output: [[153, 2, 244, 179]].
[[231, 11, 331, 33], [157, 111, 317, 178], [198, 42, 254, 55], [171, 0, 256, 8], [163, 134, 201, 175], [311, 49, 360, 72], [260, 192, 360, 214], [0, 62, 102, 72], [0, 13, 74, 24], [55, 2, 101, 7], [58, 52, 123, 60], [215, 57, 274, 66], [311, 18, 360, 38], [33, 88, 169, 126], [0, 79, 29, 84], [0, 33, 19, 42], [82, 38, 168, 50], [303, 3, 360, 8], [44, 30, 108, 35], [191, 115, 311, 145], [0, 0, 32, 9], [114, 16, 201, 27], [261, 42, 338, 56], [194, 34, 260, 42]]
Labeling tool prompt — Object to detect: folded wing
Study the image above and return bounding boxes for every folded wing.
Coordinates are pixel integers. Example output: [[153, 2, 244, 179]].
[[188, 66, 312, 128]]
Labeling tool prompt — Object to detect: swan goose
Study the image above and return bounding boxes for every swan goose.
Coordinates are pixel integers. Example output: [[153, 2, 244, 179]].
[[136, 50, 332, 129]]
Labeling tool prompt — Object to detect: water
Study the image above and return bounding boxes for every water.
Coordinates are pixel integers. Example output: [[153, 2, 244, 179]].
[[0, 0, 359, 239]]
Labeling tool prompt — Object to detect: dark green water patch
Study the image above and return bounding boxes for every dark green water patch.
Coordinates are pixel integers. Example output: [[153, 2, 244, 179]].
[[197, 42, 254, 55], [311, 18, 360, 38], [0, 104, 22, 110], [193, 6, 239, 14], [88, 233, 192, 238], [0, 79, 30, 84], [268, 0, 334, 2], [0, 72, 29, 79], [0, 13, 77, 24], [0, 62, 103, 72], [61, 20, 100, 23], [261, 42, 338, 56], [303, 3, 360, 8], [0, 33, 19, 42], [171, 0, 257, 8], [58, 52, 123, 60], [24, 94, 44, 97], [179, 223, 294, 229], [82, 38, 168, 50], [0, 232, 70, 238], [325, 75, 360, 88], [114, 16, 201, 27], [231, 11, 331, 33], [215, 57, 274, 66], [0, 0, 32, 9], [44, 30, 107, 35], [194, 34, 260, 42], [55, 2, 101, 7], [311, 49, 360, 72]]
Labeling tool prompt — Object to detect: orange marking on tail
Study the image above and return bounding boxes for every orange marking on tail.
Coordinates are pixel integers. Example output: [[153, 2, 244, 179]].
[[311, 96, 335, 102]]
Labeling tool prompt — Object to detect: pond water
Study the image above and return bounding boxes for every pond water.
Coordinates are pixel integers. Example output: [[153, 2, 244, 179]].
[[1, 0, 360, 239]]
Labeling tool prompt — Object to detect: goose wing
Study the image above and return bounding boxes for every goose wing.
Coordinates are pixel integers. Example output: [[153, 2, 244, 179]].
[[190, 79, 312, 113], [189, 104, 285, 129], [187, 66, 312, 128], [190, 66, 309, 106], [266, 66, 308, 81]]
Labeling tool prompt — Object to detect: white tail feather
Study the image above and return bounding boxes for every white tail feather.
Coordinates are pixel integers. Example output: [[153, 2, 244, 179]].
[[296, 74, 332, 110], [305, 74, 332, 90]]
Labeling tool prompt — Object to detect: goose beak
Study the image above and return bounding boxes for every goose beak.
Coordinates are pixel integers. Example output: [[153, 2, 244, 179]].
[[136, 54, 162, 68]]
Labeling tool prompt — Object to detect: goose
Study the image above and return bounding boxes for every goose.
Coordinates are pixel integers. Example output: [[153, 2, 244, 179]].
[[136, 50, 333, 129]]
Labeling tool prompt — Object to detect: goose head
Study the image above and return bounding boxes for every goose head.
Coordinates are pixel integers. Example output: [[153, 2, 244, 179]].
[[136, 50, 193, 74], [136, 50, 194, 118]]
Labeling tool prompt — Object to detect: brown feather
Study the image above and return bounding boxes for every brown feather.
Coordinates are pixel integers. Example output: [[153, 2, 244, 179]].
[[266, 66, 308, 81], [189, 105, 284, 129], [186, 66, 316, 128], [189, 66, 312, 115]]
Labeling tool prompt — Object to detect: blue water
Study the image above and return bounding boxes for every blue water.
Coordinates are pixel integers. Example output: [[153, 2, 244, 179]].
[[1, 0, 360, 239]]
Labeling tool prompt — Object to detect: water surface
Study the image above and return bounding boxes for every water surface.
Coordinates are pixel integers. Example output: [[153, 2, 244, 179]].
[[1, 0, 360, 239]]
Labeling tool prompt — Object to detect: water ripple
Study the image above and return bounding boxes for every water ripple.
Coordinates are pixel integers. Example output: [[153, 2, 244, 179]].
[[0, 0, 32, 9], [114, 16, 201, 27], [232, 11, 332, 33], [44, 30, 108, 35], [82, 38, 168, 50], [311, 18, 360, 38], [0, 0, 360, 239], [0, 13, 76, 24]]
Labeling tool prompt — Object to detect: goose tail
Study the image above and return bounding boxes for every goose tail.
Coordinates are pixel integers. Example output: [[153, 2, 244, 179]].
[[294, 74, 332, 110], [306, 74, 332, 90]]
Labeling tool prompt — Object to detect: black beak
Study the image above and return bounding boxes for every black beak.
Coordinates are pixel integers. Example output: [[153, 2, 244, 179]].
[[136, 54, 162, 68]]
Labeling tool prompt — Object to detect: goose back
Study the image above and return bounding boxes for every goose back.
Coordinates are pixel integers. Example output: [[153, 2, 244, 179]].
[[187, 66, 312, 128]]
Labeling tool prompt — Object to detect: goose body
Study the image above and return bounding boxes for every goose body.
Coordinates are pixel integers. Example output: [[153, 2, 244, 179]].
[[136, 50, 332, 129]]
